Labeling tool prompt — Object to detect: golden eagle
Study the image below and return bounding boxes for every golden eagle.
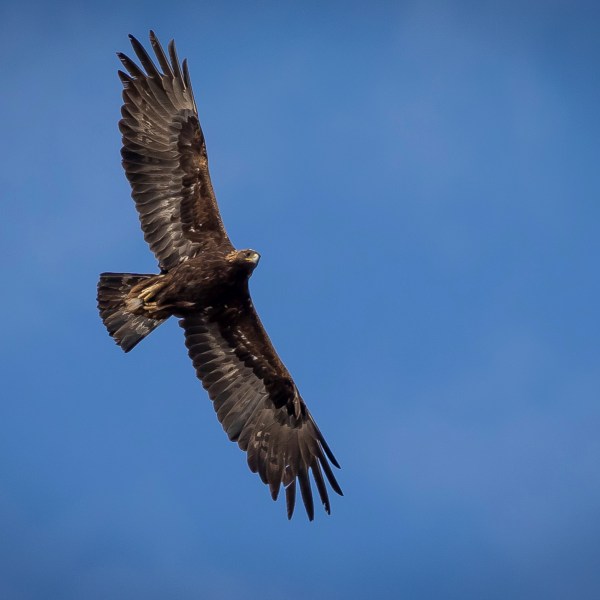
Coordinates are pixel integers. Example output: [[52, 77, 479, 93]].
[[97, 32, 342, 520]]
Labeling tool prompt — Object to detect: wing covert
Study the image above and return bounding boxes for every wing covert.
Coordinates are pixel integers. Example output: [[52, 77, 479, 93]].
[[119, 32, 232, 271]]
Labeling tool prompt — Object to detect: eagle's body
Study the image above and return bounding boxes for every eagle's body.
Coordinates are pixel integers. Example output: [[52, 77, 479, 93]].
[[131, 250, 260, 320], [97, 32, 342, 520]]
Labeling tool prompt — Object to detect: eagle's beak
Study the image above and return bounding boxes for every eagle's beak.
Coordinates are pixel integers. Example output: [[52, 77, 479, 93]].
[[246, 252, 260, 265]]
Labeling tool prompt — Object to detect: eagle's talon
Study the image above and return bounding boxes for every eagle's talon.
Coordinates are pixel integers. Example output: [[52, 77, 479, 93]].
[[138, 281, 166, 303]]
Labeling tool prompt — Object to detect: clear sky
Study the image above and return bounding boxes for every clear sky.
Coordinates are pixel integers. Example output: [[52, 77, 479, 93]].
[[2, 1, 599, 598]]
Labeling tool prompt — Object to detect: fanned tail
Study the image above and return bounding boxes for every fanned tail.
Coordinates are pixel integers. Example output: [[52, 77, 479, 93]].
[[97, 272, 167, 352]]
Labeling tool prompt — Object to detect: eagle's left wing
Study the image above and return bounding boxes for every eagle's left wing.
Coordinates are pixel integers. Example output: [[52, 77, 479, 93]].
[[180, 298, 342, 520], [118, 32, 233, 272]]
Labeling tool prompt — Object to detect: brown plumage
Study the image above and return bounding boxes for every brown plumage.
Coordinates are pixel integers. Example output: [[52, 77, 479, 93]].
[[97, 32, 342, 520]]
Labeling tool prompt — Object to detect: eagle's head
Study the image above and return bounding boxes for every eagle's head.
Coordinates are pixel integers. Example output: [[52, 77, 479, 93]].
[[228, 249, 261, 274]]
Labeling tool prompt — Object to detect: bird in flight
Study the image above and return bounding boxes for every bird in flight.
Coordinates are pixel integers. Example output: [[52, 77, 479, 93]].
[[97, 32, 342, 520]]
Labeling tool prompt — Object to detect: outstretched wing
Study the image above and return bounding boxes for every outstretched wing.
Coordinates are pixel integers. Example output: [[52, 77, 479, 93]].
[[118, 32, 233, 271], [180, 297, 342, 520]]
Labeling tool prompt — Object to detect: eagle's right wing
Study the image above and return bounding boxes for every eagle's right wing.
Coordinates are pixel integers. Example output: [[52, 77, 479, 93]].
[[118, 32, 233, 271], [180, 296, 342, 520]]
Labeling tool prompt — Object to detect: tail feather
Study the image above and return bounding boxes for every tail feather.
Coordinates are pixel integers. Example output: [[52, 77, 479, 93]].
[[97, 272, 167, 352]]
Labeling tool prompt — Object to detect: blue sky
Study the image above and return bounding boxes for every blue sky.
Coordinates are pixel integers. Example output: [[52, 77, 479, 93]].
[[2, 1, 599, 598]]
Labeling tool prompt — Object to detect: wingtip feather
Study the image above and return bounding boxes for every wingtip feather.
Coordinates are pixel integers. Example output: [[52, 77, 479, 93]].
[[285, 481, 296, 520]]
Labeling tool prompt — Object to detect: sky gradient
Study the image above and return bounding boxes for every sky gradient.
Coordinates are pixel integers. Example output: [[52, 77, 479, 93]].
[[2, 1, 599, 598]]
